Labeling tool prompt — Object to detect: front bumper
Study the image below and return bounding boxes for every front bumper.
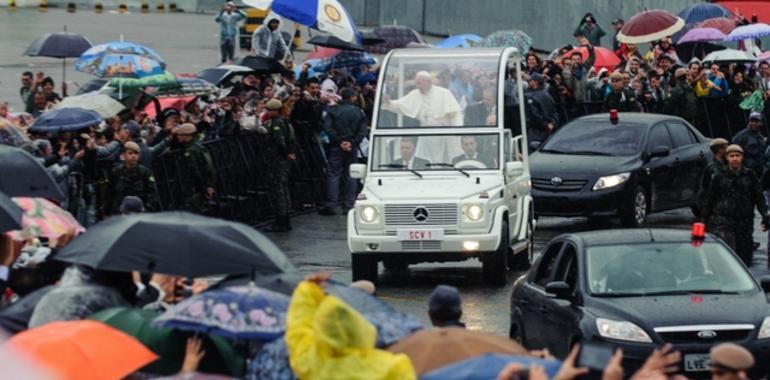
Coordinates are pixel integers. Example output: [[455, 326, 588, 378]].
[[533, 185, 627, 217]]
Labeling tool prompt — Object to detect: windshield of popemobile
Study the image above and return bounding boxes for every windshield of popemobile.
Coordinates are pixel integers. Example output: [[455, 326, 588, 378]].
[[371, 133, 500, 171]]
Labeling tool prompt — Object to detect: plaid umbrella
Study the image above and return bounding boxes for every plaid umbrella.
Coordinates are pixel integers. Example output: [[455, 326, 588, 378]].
[[697, 17, 737, 34], [312, 51, 376, 72], [8, 197, 85, 241], [476, 30, 533, 53], [364, 25, 425, 55]]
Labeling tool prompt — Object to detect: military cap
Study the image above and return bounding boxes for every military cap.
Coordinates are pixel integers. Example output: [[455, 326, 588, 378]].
[[749, 111, 764, 121], [709, 138, 728, 148], [123, 141, 140, 153], [265, 99, 283, 110], [175, 123, 197, 135], [710, 343, 754, 371], [726, 144, 744, 155]]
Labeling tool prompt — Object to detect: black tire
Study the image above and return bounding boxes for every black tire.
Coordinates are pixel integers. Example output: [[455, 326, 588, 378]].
[[483, 220, 509, 286], [351, 254, 378, 283], [509, 219, 533, 271], [383, 257, 409, 272], [619, 186, 648, 227]]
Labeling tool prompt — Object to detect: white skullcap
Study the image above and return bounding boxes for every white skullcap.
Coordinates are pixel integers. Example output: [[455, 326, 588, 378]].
[[416, 71, 432, 80]]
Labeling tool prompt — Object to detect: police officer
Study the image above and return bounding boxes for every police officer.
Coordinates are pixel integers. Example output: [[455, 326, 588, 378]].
[[172, 123, 215, 214], [733, 111, 767, 178], [602, 71, 641, 112], [700, 144, 768, 266], [524, 73, 559, 144], [106, 141, 158, 216], [695, 137, 728, 220], [261, 99, 297, 232], [709, 343, 754, 380]]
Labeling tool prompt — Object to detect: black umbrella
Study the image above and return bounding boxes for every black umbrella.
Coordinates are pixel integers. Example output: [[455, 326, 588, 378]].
[[0, 285, 53, 334], [307, 35, 365, 52], [24, 26, 93, 83], [0, 191, 23, 232], [0, 145, 64, 201], [231, 56, 289, 74], [197, 65, 255, 86], [364, 25, 425, 55], [54, 211, 296, 278], [76, 78, 109, 95], [675, 41, 726, 63]]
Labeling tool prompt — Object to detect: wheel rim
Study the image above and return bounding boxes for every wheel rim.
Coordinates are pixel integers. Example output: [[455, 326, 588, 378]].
[[634, 191, 646, 225]]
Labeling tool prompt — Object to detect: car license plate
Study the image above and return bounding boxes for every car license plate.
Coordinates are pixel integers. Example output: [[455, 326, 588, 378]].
[[683, 354, 710, 372], [396, 229, 444, 241]]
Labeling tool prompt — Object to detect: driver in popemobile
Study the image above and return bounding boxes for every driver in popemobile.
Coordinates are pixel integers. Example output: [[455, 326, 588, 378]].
[[451, 136, 494, 168]]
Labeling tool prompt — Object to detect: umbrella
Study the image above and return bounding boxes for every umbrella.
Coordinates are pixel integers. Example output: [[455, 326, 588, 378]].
[[726, 23, 770, 41], [387, 327, 527, 374], [54, 93, 125, 118], [144, 96, 196, 119], [365, 25, 425, 55], [27, 107, 102, 133], [248, 338, 296, 380], [76, 53, 166, 79], [7, 320, 157, 380], [676, 27, 728, 43], [307, 34, 365, 51], [306, 46, 342, 60], [718, 1, 770, 24], [107, 71, 179, 91], [312, 50, 376, 72], [0, 285, 53, 334], [406, 41, 433, 48], [0, 191, 22, 232], [675, 41, 727, 63], [0, 117, 29, 148], [678, 3, 731, 25], [617, 9, 686, 44], [76, 78, 109, 95], [697, 17, 737, 34], [0, 145, 64, 201], [760, 51, 770, 62], [213, 272, 303, 295], [53, 211, 296, 278], [153, 285, 289, 340], [232, 55, 289, 74], [91, 307, 245, 377], [436, 34, 482, 48], [149, 74, 219, 98], [565, 46, 620, 72], [421, 353, 563, 380], [476, 30, 533, 53], [701, 48, 757, 64], [7, 197, 85, 242], [243, 0, 359, 43], [24, 27, 93, 83], [197, 65, 255, 86], [78, 40, 165, 67]]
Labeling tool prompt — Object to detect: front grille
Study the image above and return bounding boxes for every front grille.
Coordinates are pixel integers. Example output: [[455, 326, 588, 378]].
[[384, 204, 458, 226], [655, 326, 754, 344], [532, 177, 587, 192], [401, 241, 442, 251]]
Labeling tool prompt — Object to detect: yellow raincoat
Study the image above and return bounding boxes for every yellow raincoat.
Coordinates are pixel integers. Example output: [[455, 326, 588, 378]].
[[285, 281, 417, 380]]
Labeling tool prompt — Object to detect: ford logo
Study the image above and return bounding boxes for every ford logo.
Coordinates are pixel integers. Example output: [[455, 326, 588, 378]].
[[413, 207, 429, 222], [550, 177, 563, 185], [697, 330, 717, 339]]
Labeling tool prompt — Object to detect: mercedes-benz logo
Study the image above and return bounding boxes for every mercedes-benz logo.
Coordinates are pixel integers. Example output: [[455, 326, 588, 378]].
[[697, 330, 717, 339], [550, 177, 563, 185], [413, 207, 429, 222]]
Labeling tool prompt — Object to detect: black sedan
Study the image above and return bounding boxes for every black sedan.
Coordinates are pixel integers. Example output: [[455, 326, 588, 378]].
[[509, 228, 770, 377], [531, 113, 709, 227]]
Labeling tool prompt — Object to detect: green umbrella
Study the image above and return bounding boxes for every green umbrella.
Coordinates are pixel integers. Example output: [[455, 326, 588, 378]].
[[107, 71, 180, 91], [90, 307, 244, 377], [740, 90, 765, 113]]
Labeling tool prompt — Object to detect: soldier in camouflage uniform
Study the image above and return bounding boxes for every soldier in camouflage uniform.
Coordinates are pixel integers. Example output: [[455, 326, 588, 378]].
[[172, 123, 216, 214], [694, 138, 728, 221], [700, 144, 769, 266], [260, 99, 297, 232], [106, 141, 158, 216]]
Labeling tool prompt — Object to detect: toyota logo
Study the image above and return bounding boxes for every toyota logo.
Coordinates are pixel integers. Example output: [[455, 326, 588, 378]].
[[413, 207, 429, 222], [697, 330, 717, 339], [550, 177, 563, 185]]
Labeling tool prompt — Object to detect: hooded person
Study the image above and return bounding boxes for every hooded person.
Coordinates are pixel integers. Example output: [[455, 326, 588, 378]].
[[285, 274, 417, 380], [252, 13, 289, 61]]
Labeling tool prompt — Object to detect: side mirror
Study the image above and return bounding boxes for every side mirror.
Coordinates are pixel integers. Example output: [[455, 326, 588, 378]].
[[545, 281, 572, 299], [649, 145, 670, 159], [505, 161, 524, 177], [529, 141, 541, 151], [350, 164, 367, 179], [760, 276, 770, 293]]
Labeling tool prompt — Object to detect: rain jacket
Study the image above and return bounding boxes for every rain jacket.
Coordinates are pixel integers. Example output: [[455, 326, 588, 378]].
[[285, 281, 416, 380]]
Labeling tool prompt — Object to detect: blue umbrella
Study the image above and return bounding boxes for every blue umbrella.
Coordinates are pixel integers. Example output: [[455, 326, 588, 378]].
[[28, 107, 102, 132], [436, 34, 482, 48], [421, 353, 563, 380], [293, 59, 323, 79], [312, 51, 376, 72], [78, 41, 165, 65], [75, 53, 165, 79], [243, 0, 359, 43], [725, 23, 770, 41], [678, 3, 731, 25], [153, 285, 289, 340], [248, 338, 296, 380]]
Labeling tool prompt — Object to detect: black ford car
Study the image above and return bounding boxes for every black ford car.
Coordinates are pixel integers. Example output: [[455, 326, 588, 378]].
[[509, 229, 770, 378], [531, 113, 710, 227]]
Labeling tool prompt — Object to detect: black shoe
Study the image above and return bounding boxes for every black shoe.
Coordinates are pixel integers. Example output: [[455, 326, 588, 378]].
[[318, 207, 336, 216]]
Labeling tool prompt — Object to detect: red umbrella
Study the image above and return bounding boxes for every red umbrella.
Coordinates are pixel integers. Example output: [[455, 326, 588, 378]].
[[566, 47, 621, 72], [618, 9, 686, 44], [143, 96, 196, 119], [697, 17, 738, 34], [306, 47, 341, 61]]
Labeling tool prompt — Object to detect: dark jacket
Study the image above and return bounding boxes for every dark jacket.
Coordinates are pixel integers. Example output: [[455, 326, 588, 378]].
[[664, 80, 697, 125], [106, 163, 157, 215], [322, 101, 368, 146], [464, 102, 496, 126], [732, 128, 767, 177], [389, 157, 431, 170], [700, 165, 767, 227], [603, 88, 642, 112]]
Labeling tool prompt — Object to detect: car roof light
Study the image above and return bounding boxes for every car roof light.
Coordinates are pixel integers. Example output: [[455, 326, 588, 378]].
[[691, 222, 706, 247], [609, 109, 619, 124]]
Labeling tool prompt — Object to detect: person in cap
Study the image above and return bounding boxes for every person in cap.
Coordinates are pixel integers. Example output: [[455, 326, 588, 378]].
[[524, 72, 559, 144], [695, 138, 729, 221], [603, 71, 642, 112], [427, 285, 465, 328], [611, 18, 624, 51], [170, 123, 216, 214], [710, 343, 754, 380], [120, 196, 145, 214], [121, 120, 169, 170], [261, 99, 297, 232], [700, 143, 768, 266], [214, 0, 246, 63], [318, 87, 369, 216], [664, 68, 697, 125], [733, 111, 767, 178], [105, 141, 157, 216]]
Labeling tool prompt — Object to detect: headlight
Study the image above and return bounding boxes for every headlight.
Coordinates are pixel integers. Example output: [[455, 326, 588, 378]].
[[758, 317, 770, 339], [592, 172, 631, 191], [359, 205, 379, 223], [596, 318, 652, 342], [464, 204, 484, 221]]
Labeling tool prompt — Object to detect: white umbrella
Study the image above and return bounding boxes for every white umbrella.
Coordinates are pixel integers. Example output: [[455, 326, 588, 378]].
[[701, 48, 757, 64], [54, 93, 125, 118]]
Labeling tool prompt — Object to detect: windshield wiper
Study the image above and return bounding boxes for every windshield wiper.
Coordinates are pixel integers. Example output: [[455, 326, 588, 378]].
[[378, 164, 423, 179], [566, 150, 613, 156], [538, 148, 568, 154], [642, 290, 740, 296], [426, 163, 470, 177]]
